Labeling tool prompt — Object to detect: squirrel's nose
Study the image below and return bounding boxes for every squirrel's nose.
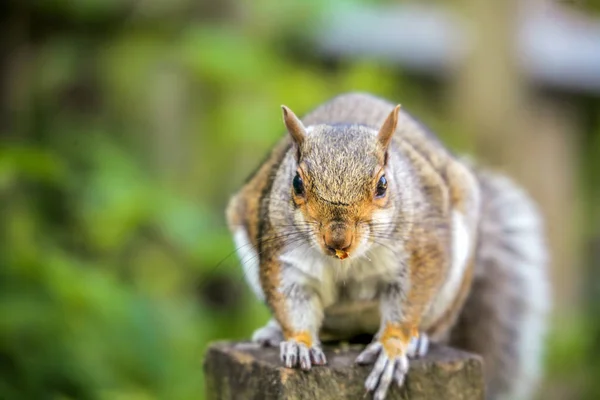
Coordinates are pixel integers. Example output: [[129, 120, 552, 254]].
[[323, 223, 353, 253]]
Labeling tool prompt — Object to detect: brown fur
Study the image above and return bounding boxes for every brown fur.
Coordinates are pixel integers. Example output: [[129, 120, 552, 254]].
[[290, 331, 313, 348], [227, 138, 293, 336], [380, 322, 412, 358], [426, 256, 476, 340]]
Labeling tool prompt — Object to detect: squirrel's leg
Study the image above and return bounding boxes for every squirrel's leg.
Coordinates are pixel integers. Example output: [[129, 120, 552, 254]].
[[251, 318, 284, 347], [261, 259, 326, 370], [357, 237, 447, 400], [277, 279, 326, 370], [356, 283, 415, 400]]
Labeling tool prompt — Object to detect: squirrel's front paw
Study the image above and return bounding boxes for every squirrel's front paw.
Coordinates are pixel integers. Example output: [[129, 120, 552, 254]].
[[356, 334, 411, 400], [279, 332, 327, 371]]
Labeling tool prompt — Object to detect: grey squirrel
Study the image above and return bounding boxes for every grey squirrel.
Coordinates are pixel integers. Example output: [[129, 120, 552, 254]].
[[226, 93, 550, 399]]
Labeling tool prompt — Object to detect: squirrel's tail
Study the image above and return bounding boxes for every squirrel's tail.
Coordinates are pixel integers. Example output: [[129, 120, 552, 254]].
[[449, 168, 551, 400]]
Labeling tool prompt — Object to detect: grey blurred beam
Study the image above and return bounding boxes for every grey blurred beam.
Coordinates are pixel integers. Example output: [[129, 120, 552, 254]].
[[315, 3, 600, 95]]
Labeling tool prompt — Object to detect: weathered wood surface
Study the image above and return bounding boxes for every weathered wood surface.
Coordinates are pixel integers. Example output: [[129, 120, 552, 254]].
[[203, 341, 484, 400]]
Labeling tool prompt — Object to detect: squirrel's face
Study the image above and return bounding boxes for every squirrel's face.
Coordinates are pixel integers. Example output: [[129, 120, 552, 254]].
[[281, 105, 400, 260]]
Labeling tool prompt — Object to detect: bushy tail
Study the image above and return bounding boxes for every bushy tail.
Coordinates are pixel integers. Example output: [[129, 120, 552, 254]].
[[449, 169, 551, 400]]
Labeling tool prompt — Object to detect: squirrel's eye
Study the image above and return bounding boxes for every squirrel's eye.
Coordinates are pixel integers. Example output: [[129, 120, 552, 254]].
[[376, 175, 387, 198], [293, 173, 304, 196]]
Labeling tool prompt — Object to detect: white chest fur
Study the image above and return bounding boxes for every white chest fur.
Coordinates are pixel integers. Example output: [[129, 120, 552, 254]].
[[279, 241, 399, 308], [233, 227, 399, 307]]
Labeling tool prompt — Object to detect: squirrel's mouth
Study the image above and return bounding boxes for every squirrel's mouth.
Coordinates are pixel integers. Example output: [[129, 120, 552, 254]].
[[320, 224, 354, 260], [322, 243, 352, 260], [334, 249, 349, 260]]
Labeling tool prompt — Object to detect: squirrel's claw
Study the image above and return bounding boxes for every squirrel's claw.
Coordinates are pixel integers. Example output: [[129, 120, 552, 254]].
[[358, 341, 410, 400], [280, 340, 326, 371], [406, 332, 429, 359], [310, 346, 327, 365], [355, 341, 382, 365]]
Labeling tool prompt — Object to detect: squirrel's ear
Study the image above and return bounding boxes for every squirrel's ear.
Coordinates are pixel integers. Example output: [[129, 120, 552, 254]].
[[281, 105, 306, 147], [377, 105, 401, 150]]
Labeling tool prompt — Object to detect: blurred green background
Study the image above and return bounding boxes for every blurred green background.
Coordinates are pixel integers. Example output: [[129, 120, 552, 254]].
[[1, 0, 600, 399]]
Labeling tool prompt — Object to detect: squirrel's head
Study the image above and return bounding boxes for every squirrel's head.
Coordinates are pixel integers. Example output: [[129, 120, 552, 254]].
[[281, 104, 401, 260]]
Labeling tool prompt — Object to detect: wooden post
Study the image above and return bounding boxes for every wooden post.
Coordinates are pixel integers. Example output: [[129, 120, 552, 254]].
[[203, 342, 484, 400]]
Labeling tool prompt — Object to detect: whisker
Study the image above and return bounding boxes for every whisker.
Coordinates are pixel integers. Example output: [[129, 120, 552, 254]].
[[232, 235, 310, 292], [367, 237, 398, 254], [198, 229, 312, 289]]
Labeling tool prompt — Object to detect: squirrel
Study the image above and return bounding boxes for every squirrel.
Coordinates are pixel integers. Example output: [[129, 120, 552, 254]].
[[226, 93, 550, 400]]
